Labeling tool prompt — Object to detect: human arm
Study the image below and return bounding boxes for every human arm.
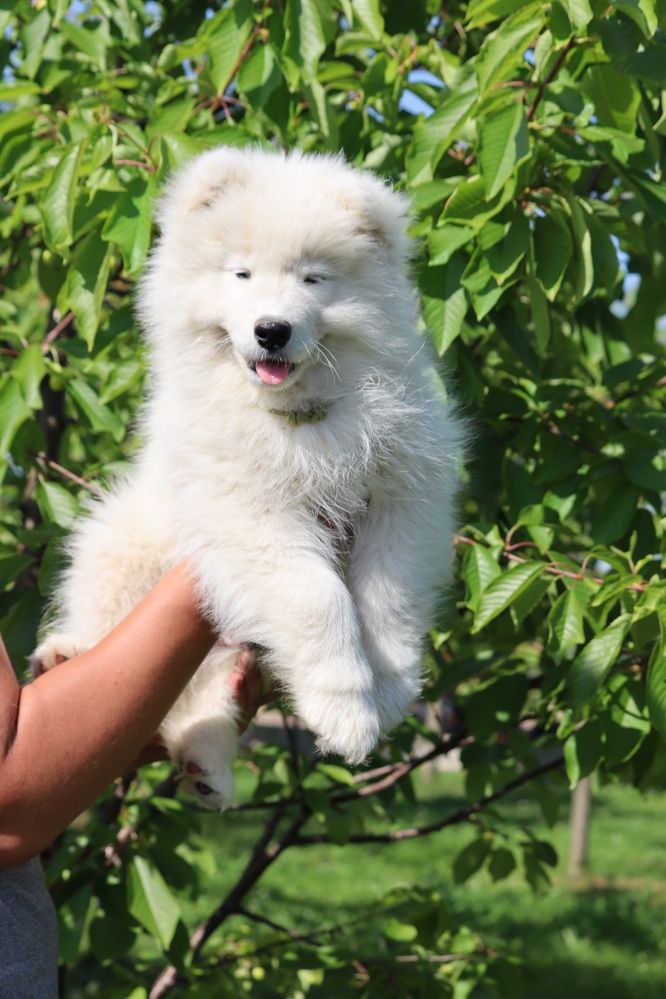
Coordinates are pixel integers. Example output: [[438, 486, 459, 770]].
[[0, 562, 216, 867]]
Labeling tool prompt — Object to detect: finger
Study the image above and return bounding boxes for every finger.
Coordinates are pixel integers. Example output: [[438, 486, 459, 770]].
[[235, 646, 256, 676], [228, 669, 247, 702], [244, 662, 264, 708]]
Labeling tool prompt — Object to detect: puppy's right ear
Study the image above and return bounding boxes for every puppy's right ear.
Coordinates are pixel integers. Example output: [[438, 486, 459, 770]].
[[156, 147, 246, 230]]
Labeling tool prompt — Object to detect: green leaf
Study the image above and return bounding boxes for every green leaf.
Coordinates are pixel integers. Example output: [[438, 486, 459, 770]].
[[581, 63, 641, 135], [428, 225, 476, 266], [533, 212, 572, 300], [647, 615, 666, 742], [453, 836, 492, 884], [593, 484, 640, 544], [12, 345, 46, 410], [58, 884, 94, 964], [351, 0, 384, 38], [406, 71, 478, 183], [384, 918, 418, 942], [443, 176, 493, 225], [0, 80, 41, 101], [283, 0, 328, 83], [102, 177, 156, 278], [563, 720, 604, 786], [624, 451, 666, 492], [303, 79, 339, 148], [236, 43, 281, 107], [61, 19, 110, 70], [478, 102, 529, 200], [464, 543, 501, 614], [36, 481, 79, 529], [203, 0, 254, 94], [616, 0, 658, 35], [472, 561, 545, 632], [127, 856, 182, 951], [67, 379, 125, 442], [38, 537, 66, 597], [422, 256, 468, 355], [488, 847, 516, 881], [461, 253, 508, 321], [466, 0, 528, 29], [484, 211, 529, 284], [547, 589, 586, 663], [527, 274, 551, 354], [0, 553, 33, 587], [0, 377, 31, 457], [318, 763, 356, 786], [58, 234, 113, 350], [41, 144, 84, 253], [443, 175, 513, 230], [510, 571, 551, 626], [559, 0, 592, 30], [569, 615, 630, 705], [19, 8, 50, 79], [475, 4, 546, 95], [563, 195, 593, 301]]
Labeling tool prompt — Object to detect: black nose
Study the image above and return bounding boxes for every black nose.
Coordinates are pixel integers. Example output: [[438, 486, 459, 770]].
[[254, 319, 292, 351]]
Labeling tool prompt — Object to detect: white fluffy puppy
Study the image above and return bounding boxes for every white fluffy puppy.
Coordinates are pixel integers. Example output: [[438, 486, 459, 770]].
[[33, 147, 463, 809]]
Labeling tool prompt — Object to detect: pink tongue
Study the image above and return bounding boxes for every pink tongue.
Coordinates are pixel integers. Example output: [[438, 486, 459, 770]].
[[255, 360, 291, 385]]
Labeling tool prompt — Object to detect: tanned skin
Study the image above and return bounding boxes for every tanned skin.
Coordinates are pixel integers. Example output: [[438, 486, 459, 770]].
[[0, 563, 265, 867]]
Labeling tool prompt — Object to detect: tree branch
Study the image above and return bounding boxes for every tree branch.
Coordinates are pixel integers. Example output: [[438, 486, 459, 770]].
[[148, 806, 309, 998], [292, 756, 564, 846]]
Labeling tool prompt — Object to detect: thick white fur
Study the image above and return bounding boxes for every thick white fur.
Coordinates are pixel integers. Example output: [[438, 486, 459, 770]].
[[34, 148, 463, 809]]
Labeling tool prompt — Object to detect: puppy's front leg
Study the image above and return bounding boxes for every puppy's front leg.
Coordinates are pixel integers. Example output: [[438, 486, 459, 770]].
[[190, 520, 381, 764], [348, 474, 457, 732]]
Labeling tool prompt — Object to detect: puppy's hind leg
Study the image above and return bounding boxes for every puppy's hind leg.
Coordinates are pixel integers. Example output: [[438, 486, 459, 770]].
[[160, 644, 242, 811]]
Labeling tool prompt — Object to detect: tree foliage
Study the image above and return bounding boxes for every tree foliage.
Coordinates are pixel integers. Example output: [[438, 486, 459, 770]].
[[1, 0, 665, 995]]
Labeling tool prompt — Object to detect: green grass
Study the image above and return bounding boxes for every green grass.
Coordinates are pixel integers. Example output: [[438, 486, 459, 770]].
[[180, 770, 666, 998]]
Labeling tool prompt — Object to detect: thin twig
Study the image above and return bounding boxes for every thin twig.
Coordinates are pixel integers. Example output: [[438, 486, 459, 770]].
[[527, 38, 576, 121], [236, 905, 319, 945], [41, 310, 74, 352], [36, 455, 102, 495], [454, 535, 649, 593], [115, 158, 156, 172]]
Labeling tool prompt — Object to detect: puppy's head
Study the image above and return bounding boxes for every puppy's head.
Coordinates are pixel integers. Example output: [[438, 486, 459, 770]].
[[141, 147, 414, 398]]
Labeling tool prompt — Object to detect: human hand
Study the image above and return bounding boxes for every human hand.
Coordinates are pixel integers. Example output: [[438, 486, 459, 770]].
[[129, 645, 273, 769]]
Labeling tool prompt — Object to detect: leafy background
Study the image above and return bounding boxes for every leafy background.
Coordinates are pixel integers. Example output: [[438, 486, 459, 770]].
[[1, 0, 665, 996]]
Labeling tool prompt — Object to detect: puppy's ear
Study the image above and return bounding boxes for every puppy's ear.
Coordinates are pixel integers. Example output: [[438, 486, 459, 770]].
[[335, 176, 411, 260], [156, 147, 247, 230]]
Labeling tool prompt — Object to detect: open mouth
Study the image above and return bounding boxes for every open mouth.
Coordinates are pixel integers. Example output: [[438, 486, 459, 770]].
[[249, 359, 296, 385]]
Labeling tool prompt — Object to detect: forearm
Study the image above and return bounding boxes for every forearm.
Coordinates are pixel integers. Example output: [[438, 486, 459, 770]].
[[0, 563, 215, 866]]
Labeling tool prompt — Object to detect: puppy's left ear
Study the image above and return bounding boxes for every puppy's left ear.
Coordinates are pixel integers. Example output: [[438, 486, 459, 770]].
[[339, 176, 411, 260]]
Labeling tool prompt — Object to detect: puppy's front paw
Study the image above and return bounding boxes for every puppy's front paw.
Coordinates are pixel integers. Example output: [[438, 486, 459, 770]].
[[31, 633, 88, 676], [300, 685, 382, 766], [373, 671, 422, 733]]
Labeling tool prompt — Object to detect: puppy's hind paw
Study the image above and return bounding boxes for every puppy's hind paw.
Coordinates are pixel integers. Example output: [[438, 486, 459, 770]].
[[31, 633, 88, 677]]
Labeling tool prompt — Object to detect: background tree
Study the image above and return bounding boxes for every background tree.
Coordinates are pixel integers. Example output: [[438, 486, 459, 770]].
[[1, 0, 665, 996]]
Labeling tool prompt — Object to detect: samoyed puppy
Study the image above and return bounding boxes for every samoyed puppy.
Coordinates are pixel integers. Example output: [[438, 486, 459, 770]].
[[33, 147, 463, 809]]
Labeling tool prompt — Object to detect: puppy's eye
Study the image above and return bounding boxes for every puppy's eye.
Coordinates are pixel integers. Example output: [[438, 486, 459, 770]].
[[304, 274, 323, 285], [235, 270, 251, 280]]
